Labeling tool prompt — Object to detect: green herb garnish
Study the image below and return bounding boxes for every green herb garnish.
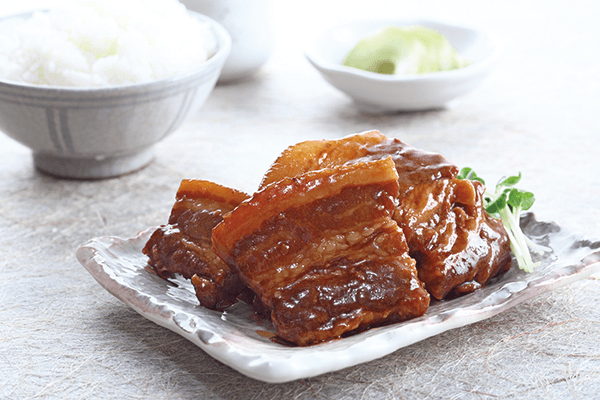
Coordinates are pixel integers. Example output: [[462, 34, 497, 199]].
[[458, 168, 544, 272]]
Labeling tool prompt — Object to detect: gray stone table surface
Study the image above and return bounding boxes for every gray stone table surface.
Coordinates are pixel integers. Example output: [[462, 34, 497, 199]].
[[2, 0, 600, 399]]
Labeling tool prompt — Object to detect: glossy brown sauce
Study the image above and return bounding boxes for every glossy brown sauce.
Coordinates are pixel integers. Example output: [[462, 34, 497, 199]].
[[213, 158, 429, 346], [144, 131, 511, 346], [142, 179, 249, 311], [260, 131, 511, 300]]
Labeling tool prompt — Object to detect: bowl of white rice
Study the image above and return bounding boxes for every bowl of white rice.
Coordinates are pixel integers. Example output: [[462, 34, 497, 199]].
[[0, 0, 231, 179]]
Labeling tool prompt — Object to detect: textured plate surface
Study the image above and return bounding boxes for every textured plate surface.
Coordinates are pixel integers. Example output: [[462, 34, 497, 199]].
[[76, 213, 600, 383]]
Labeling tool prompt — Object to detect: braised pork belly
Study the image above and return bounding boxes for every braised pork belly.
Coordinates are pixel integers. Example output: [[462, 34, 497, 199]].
[[142, 179, 249, 311], [143, 131, 512, 346], [261, 131, 511, 299], [212, 158, 430, 345]]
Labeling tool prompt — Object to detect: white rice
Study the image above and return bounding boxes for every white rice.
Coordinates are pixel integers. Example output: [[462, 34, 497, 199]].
[[0, 0, 217, 87]]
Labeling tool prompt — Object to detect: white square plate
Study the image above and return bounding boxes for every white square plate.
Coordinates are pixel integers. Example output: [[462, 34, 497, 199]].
[[76, 213, 600, 383]]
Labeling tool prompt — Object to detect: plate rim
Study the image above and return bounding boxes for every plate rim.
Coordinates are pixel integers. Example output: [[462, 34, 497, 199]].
[[76, 213, 600, 383]]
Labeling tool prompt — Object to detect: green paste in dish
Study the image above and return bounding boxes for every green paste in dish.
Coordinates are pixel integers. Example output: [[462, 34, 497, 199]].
[[343, 25, 471, 75]]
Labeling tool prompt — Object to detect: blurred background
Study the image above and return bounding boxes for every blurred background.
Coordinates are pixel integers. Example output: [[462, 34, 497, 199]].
[[2, 0, 598, 233]]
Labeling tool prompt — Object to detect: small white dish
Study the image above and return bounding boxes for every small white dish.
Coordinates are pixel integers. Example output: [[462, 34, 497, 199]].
[[76, 213, 600, 383], [304, 19, 503, 112]]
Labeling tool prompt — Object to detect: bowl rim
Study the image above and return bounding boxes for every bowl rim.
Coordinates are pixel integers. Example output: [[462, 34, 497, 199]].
[[0, 9, 232, 93], [304, 18, 504, 83]]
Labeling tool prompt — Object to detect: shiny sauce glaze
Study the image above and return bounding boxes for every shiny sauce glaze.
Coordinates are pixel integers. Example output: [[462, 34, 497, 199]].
[[260, 130, 511, 300], [144, 131, 512, 346], [212, 158, 430, 346], [143, 179, 249, 311]]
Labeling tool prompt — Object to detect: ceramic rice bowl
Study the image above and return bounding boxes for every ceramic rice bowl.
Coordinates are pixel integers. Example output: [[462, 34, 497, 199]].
[[0, 11, 231, 179]]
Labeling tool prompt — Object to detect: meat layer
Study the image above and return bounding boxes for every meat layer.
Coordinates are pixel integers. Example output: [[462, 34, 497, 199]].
[[260, 130, 511, 299], [212, 158, 430, 345], [143, 179, 249, 311]]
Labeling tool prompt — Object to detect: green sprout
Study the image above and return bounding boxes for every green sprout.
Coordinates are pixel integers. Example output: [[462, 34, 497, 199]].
[[458, 168, 544, 272]]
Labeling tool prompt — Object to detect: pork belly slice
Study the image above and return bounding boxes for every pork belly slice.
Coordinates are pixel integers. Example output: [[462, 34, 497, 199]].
[[212, 157, 430, 346], [396, 173, 511, 299], [260, 130, 511, 300], [259, 130, 457, 191], [142, 179, 249, 311]]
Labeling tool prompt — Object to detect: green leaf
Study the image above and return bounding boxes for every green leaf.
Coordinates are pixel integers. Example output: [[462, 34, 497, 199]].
[[460, 167, 541, 272], [520, 191, 535, 211], [497, 172, 522, 189], [485, 192, 507, 214], [456, 167, 473, 179], [507, 188, 535, 211], [457, 167, 472, 180], [507, 188, 523, 208], [457, 167, 485, 184]]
